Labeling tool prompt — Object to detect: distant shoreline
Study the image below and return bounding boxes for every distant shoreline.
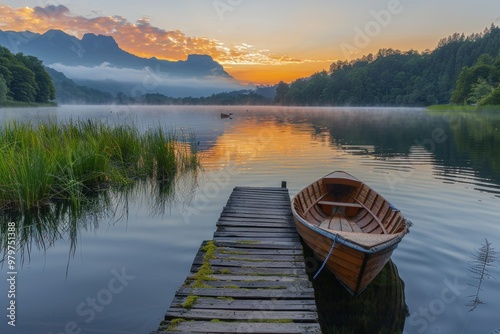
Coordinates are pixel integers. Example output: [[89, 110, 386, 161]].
[[0, 101, 57, 108]]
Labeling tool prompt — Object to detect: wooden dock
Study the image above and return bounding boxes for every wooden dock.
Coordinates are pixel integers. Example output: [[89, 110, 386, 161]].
[[152, 186, 321, 333]]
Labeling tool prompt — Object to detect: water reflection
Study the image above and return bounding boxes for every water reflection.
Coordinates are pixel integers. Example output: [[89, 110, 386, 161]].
[[0, 172, 198, 271], [444, 111, 500, 190], [296, 108, 500, 195], [199, 108, 500, 196], [1, 192, 109, 267]]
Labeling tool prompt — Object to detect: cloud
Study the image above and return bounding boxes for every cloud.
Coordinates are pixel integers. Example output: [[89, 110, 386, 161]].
[[33, 5, 70, 18], [0, 4, 309, 66]]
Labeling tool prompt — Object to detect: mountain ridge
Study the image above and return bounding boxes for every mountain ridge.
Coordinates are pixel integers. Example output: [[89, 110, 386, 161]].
[[0, 29, 243, 98], [0, 29, 232, 78]]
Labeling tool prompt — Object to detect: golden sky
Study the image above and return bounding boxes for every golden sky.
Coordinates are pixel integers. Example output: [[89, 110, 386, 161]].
[[0, 2, 498, 84]]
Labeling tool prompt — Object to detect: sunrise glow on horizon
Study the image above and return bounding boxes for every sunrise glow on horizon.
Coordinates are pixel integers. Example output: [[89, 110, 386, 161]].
[[0, 1, 498, 84]]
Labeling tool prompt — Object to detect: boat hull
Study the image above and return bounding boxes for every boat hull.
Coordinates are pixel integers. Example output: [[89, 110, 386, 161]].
[[292, 171, 407, 296], [295, 218, 398, 295]]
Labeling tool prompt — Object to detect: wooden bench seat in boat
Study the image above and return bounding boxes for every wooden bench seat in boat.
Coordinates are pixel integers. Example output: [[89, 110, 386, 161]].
[[318, 201, 363, 208]]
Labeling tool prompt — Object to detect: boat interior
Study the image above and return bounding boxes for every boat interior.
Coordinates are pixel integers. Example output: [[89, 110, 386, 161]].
[[293, 175, 406, 236]]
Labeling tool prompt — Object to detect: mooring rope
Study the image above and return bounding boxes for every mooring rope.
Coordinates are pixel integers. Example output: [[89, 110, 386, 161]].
[[313, 234, 338, 280]]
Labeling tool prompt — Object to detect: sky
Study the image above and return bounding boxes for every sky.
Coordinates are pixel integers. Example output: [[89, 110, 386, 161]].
[[0, 0, 499, 84]]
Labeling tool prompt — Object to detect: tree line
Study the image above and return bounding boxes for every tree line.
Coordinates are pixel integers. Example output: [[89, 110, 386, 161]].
[[275, 24, 500, 107], [0, 46, 55, 105], [115, 90, 272, 106]]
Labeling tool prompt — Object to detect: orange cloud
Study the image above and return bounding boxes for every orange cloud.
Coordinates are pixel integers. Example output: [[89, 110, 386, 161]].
[[0, 4, 314, 69]]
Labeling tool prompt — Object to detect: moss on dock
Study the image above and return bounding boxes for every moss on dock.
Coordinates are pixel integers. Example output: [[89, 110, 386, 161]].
[[181, 295, 198, 309]]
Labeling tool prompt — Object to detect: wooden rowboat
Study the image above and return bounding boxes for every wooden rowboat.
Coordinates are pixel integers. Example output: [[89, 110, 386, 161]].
[[292, 171, 408, 296]]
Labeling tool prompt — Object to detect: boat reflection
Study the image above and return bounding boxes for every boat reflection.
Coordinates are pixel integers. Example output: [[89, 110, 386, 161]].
[[304, 243, 408, 333]]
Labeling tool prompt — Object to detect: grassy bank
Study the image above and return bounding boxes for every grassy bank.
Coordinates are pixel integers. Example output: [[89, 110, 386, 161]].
[[0, 119, 198, 212], [427, 104, 500, 112]]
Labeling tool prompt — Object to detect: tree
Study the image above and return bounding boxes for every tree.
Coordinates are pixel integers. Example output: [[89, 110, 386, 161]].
[[0, 46, 56, 104], [16, 54, 55, 103], [451, 53, 500, 104], [0, 75, 8, 104], [479, 87, 500, 105], [8, 65, 38, 102], [468, 78, 494, 104], [274, 81, 289, 105]]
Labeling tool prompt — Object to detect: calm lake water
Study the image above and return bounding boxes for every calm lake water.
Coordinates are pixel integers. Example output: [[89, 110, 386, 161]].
[[1, 105, 499, 334]]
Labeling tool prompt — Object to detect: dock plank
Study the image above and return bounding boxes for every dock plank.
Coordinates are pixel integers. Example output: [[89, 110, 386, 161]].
[[154, 321, 321, 333], [165, 308, 319, 321], [169, 296, 318, 311]]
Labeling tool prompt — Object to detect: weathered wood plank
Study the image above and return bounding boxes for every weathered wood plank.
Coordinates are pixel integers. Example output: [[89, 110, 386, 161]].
[[216, 222, 293, 229], [184, 279, 312, 290], [169, 296, 318, 311], [222, 210, 293, 217], [176, 287, 315, 299], [225, 202, 292, 210], [214, 238, 302, 248], [186, 274, 307, 282], [165, 308, 319, 321], [212, 253, 305, 262], [214, 225, 297, 232], [227, 198, 290, 205], [217, 216, 292, 223], [227, 195, 291, 202], [192, 254, 304, 266], [215, 248, 304, 256], [193, 265, 306, 276], [216, 226, 297, 233], [208, 259, 303, 268], [228, 197, 290, 204], [233, 186, 289, 191], [155, 321, 321, 333], [214, 231, 300, 239]]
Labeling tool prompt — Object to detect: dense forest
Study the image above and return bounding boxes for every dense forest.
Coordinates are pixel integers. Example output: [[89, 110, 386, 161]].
[[275, 24, 500, 107], [0, 46, 55, 104]]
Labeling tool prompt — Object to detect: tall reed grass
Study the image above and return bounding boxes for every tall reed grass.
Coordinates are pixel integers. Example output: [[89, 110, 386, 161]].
[[0, 119, 198, 212]]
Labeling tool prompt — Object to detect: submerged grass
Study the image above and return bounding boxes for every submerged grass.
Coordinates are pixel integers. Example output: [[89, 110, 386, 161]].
[[0, 119, 198, 213]]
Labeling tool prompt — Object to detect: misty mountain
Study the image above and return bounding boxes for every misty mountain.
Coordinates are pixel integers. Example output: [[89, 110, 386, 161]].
[[0, 29, 231, 77], [44, 66, 114, 104], [0, 29, 244, 97]]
